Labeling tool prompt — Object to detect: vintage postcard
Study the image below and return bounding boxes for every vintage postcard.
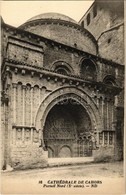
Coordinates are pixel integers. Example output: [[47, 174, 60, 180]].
[[0, 0, 125, 194]]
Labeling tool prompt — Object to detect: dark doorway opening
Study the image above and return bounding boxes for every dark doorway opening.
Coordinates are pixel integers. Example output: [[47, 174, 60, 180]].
[[43, 99, 93, 158]]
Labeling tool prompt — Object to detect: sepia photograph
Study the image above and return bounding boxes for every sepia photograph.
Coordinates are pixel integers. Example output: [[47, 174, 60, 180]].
[[0, 0, 125, 194]]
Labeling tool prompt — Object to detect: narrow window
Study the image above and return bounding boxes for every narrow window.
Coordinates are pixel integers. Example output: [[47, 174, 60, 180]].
[[93, 5, 97, 18], [87, 13, 90, 26], [81, 21, 84, 28]]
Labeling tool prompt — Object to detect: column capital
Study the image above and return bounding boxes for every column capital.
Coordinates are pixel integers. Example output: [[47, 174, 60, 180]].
[[1, 90, 9, 104], [6, 66, 10, 72], [31, 71, 35, 77], [21, 69, 26, 75], [14, 68, 18, 74], [22, 85, 26, 89], [39, 73, 43, 79], [12, 83, 18, 88]]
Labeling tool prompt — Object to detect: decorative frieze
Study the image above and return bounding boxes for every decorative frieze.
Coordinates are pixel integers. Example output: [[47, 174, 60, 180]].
[[13, 126, 36, 143], [3, 60, 122, 97]]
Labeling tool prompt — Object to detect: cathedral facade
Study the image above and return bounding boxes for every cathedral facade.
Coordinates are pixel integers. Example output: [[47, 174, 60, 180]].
[[1, 0, 124, 169]]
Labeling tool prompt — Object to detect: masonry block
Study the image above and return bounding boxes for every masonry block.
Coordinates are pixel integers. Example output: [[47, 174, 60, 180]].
[[10, 144, 48, 169], [93, 146, 115, 162]]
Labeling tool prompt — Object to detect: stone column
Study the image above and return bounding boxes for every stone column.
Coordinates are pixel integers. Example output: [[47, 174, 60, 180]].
[[12, 83, 17, 124], [102, 132, 104, 146], [111, 101, 114, 130], [115, 95, 118, 107], [31, 87, 33, 126], [39, 126, 45, 148], [22, 128, 25, 143], [104, 99, 107, 130], [22, 85, 26, 142], [12, 83, 17, 145], [13, 127, 16, 145], [96, 97, 99, 107], [22, 85, 26, 126], [2, 101, 6, 168], [96, 132, 99, 147], [106, 100, 109, 130], [101, 98, 104, 117], [108, 132, 109, 145], [31, 128, 33, 143], [39, 87, 41, 105]]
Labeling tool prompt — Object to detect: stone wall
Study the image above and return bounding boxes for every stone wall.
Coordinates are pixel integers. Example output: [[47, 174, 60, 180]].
[[43, 45, 80, 75], [10, 143, 48, 169], [98, 25, 124, 65], [93, 146, 115, 162], [79, 1, 124, 64], [3, 24, 124, 83], [7, 37, 44, 67], [11, 82, 51, 127], [1, 103, 5, 169], [1, 14, 124, 169], [21, 22, 97, 55], [79, 1, 124, 40], [79, 3, 111, 40]]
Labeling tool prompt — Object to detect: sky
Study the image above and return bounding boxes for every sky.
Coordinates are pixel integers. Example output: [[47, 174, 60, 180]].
[[1, 1, 94, 27]]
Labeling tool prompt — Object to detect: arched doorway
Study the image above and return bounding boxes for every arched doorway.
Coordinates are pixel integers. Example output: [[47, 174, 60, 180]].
[[43, 99, 94, 158], [59, 146, 72, 157]]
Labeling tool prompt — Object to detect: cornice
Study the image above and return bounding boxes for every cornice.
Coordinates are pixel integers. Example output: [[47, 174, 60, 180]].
[[19, 18, 97, 45], [2, 58, 122, 96]]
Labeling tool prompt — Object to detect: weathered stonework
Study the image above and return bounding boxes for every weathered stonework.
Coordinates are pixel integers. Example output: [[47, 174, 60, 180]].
[[1, 1, 124, 169], [79, 0, 124, 64]]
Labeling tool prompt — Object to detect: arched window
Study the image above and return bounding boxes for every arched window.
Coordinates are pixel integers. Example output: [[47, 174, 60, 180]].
[[80, 59, 97, 81], [55, 66, 70, 75], [52, 61, 73, 75], [87, 13, 90, 25], [103, 75, 116, 86]]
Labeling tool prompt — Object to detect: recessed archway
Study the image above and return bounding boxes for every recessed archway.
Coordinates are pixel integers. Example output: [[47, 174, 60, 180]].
[[43, 98, 93, 158], [35, 86, 103, 159], [35, 86, 102, 132]]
